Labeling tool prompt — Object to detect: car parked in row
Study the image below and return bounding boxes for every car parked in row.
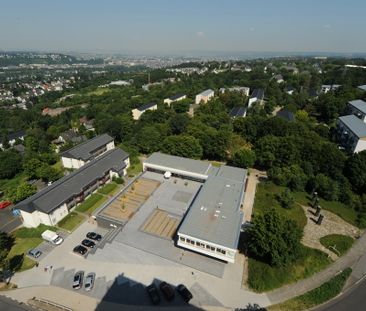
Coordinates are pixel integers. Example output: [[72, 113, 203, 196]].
[[86, 232, 102, 241], [159, 281, 175, 301], [73, 245, 88, 256], [84, 272, 95, 291], [81, 239, 95, 248], [146, 283, 161, 305], [0, 201, 12, 209], [176, 284, 193, 302], [72, 271, 84, 289]]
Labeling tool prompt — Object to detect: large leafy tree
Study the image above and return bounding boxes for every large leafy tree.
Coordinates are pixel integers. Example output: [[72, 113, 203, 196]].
[[0, 150, 22, 179], [230, 148, 256, 169], [345, 151, 366, 194], [0, 231, 14, 268], [162, 135, 203, 159], [7, 182, 36, 203], [247, 209, 303, 267]]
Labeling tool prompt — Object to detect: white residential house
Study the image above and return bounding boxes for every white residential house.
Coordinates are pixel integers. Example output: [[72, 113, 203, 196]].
[[272, 74, 284, 84], [61, 134, 115, 169], [131, 102, 158, 120], [163, 93, 187, 107], [195, 89, 214, 104], [348, 99, 366, 123], [248, 89, 265, 109], [0, 130, 26, 150], [337, 115, 366, 153]]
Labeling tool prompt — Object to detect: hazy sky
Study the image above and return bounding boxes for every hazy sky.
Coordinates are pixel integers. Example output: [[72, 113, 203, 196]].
[[1, 0, 365, 54]]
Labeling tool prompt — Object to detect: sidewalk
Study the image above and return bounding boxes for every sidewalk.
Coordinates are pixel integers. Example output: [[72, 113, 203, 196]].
[[267, 231, 366, 304]]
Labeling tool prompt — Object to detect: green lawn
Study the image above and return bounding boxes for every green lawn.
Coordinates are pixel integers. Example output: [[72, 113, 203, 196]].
[[75, 193, 106, 214], [98, 182, 118, 195], [253, 182, 307, 229], [320, 234, 354, 256], [57, 212, 85, 231], [7, 237, 42, 272], [14, 224, 58, 239], [127, 160, 142, 177], [292, 191, 359, 228], [248, 246, 331, 292], [269, 268, 352, 311]]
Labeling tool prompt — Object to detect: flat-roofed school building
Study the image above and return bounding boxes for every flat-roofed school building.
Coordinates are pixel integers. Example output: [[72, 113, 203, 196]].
[[143, 152, 247, 263]]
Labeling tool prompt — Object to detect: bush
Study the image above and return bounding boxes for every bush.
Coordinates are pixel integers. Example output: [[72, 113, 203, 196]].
[[276, 189, 294, 209], [112, 176, 124, 184], [319, 234, 354, 256]]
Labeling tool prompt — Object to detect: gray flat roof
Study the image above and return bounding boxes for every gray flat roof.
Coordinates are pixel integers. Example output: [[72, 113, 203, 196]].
[[198, 89, 214, 97], [16, 148, 128, 214], [144, 152, 212, 176], [349, 99, 366, 114], [358, 85, 366, 91], [178, 165, 246, 249], [339, 115, 366, 138], [61, 134, 114, 161]]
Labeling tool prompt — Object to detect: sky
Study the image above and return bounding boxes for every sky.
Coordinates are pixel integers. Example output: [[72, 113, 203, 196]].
[[0, 0, 365, 55]]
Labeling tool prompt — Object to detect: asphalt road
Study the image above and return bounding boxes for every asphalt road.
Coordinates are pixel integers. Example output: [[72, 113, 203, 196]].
[[316, 279, 366, 311]]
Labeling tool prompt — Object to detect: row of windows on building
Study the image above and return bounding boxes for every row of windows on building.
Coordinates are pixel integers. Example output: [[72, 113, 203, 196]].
[[179, 236, 226, 255]]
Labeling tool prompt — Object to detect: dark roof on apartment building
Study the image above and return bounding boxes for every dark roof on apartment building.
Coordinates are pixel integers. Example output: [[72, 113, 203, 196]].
[[169, 93, 186, 100], [349, 99, 366, 114], [276, 108, 295, 121], [7, 130, 26, 141], [61, 134, 114, 161], [15, 148, 128, 214]]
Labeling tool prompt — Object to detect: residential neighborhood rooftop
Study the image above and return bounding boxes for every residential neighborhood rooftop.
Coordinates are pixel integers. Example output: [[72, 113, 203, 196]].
[[198, 89, 214, 96], [349, 99, 366, 114], [250, 88, 264, 100], [168, 93, 186, 100], [61, 134, 114, 161], [339, 115, 366, 138], [15, 148, 129, 214], [229, 106, 246, 118], [358, 85, 366, 92], [137, 102, 157, 111], [276, 108, 295, 121]]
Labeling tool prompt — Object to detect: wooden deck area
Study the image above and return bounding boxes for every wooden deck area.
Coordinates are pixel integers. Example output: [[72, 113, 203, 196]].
[[142, 209, 180, 239]]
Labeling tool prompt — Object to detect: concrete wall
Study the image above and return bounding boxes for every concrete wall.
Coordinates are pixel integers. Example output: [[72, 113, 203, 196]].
[[177, 233, 237, 263], [195, 92, 214, 104], [20, 210, 41, 228], [354, 138, 366, 153], [61, 156, 85, 169]]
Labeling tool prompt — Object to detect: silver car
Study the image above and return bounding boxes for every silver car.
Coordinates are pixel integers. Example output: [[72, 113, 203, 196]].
[[84, 272, 95, 291], [28, 248, 42, 258], [72, 271, 84, 290]]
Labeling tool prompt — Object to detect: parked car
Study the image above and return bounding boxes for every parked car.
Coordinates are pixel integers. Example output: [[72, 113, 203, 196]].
[[176, 284, 193, 302], [81, 239, 95, 248], [28, 248, 42, 258], [146, 283, 161, 305], [159, 281, 175, 301], [72, 271, 84, 289], [84, 272, 95, 291], [73, 245, 88, 256], [86, 232, 102, 241], [0, 201, 12, 209]]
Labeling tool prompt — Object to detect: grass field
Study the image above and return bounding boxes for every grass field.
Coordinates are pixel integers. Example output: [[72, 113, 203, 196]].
[[253, 182, 307, 229], [292, 191, 359, 227], [127, 160, 142, 177], [269, 268, 352, 311], [57, 212, 85, 231], [320, 234, 354, 256], [75, 193, 106, 214], [14, 224, 58, 239], [6, 237, 42, 272], [248, 246, 331, 292], [98, 182, 118, 195]]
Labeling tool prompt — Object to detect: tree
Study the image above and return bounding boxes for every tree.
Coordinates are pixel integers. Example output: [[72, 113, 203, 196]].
[[345, 151, 366, 194], [23, 158, 42, 179], [313, 174, 340, 201], [230, 148, 256, 168], [161, 135, 203, 159], [36, 165, 62, 182], [247, 209, 303, 267], [268, 165, 308, 191], [0, 232, 14, 268], [135, 126, 162, 154], [0, 150, 22, 179], [7, 182, 36, 203], [169, 114, 190, 135], [276, 189, 295, 209]]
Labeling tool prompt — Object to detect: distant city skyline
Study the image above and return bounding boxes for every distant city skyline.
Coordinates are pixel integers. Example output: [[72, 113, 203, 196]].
[[1, 0, 366, 55]]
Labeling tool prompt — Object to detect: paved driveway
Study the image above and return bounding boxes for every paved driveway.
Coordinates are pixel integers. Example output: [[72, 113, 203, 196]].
[[0, 207, 22, 233]]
